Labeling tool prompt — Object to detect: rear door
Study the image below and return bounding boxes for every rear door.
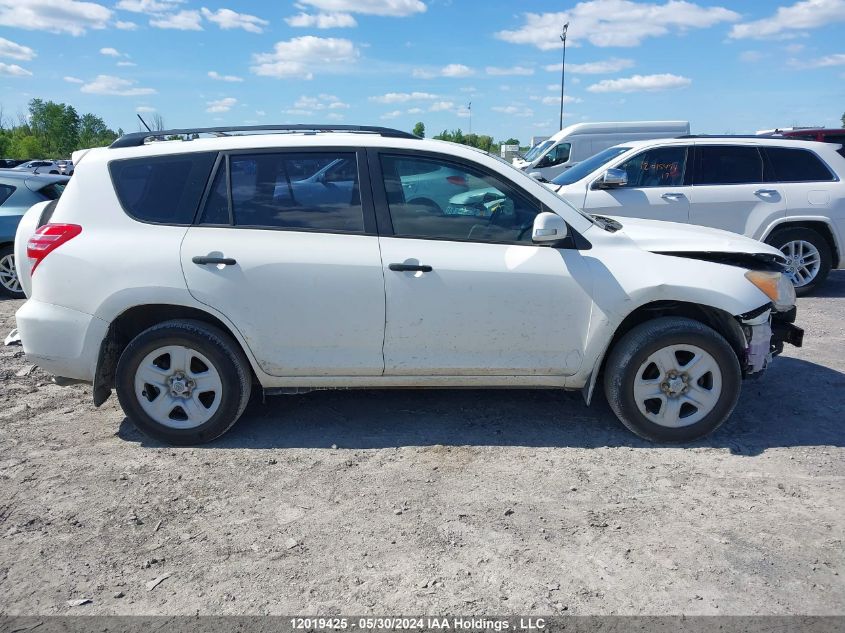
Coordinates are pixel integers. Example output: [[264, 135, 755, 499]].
[[181, 149, 386, 377], [582, 145, 691, 223], [687, 144, 786, 236]]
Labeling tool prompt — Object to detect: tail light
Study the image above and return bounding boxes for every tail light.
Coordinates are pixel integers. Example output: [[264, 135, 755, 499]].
[[446, 175, 467, 186], [27, 223, 82, 274]]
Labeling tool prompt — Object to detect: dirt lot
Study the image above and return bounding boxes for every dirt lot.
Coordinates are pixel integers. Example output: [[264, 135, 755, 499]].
[[1, 275, 843, 616]]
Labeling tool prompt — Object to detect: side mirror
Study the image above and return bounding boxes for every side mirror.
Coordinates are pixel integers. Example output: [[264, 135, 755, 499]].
[[532, 212, 568, 243], [596, 168, 627, 189], [529, 171, 549, 183]]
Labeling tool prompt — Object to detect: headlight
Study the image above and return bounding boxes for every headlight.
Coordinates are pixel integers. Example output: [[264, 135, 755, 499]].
[[745, 270, 796, 312]]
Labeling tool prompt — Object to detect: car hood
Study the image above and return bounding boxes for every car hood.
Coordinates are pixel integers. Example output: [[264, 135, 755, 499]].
[[607, 215, 785, 267]]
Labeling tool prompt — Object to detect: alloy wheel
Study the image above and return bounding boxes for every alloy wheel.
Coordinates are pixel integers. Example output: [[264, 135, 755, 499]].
[[779, 239, 821, 288], [0, 254, 21, 294]]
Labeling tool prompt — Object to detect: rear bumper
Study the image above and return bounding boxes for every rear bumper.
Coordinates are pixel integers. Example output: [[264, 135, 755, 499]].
[[15, 299, 108, 382]]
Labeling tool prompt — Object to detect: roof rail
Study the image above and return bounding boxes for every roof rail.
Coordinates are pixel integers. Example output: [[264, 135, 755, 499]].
[[675, 134, 809, 139], [110, 124, 419, 149]]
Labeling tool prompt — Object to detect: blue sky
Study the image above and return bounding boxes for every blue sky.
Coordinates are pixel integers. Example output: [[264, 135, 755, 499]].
[[1, 0, 844, 144]]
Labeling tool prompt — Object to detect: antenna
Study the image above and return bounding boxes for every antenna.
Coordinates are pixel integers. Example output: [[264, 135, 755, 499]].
[[136, 114, 152, 132]]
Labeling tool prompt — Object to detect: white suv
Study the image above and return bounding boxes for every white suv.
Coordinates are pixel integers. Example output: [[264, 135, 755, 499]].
[[13, 124, 803, 445], [546, 136, 845, 294]]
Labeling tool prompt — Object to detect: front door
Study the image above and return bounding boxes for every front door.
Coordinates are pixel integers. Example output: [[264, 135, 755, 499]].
[[582, 145, 691, 223], [373, 151, 594, 376], [181, 150, 386, 377]]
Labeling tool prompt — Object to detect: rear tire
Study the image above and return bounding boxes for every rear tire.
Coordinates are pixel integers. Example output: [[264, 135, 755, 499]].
[[765, 227, 832, 296], [115, 319, 252, 445], [603, 317, 741, 443], [0, 245, 25, 299]]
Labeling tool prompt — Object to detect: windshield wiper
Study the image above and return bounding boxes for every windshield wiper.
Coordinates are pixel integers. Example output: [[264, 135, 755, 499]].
[[591, 214, 623, 232]]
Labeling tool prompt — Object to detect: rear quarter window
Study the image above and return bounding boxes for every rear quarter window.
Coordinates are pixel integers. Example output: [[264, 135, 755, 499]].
[[109, 152, 217, 224], [0, 184, 15, 206], [764, 147, 835, 182]]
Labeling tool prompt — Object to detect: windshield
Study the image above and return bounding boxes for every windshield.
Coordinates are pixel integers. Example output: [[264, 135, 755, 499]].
[[550, 146, 632, 186], [523, 140, 553, 162]]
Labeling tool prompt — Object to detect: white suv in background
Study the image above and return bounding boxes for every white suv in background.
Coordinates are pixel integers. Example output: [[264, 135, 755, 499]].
[[13, 125, 803, 446], [547, 136, 845, 294]]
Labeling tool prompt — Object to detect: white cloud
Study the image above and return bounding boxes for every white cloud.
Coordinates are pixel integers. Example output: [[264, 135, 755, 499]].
[[790, 53, 845, 68], [380, 110, 403, 120], [115, 20, 138, 29], [208, 70, 243, 82], [739, 50, 765, 63], [100, 47, 125, 57], [206, 97, 237, 113], [136, 105, 156, 112], [0, 0, 112, 36], [255, 110, 266, 116], [116, 0, 181, 13], [544, 57, 635, 74], [485, 65, 534, 76], [429, 101, 454, 112], [496, 2, 739, 50], [0, 62, 31, 76], [285, 12, 357, 28], [64, 75, 84, 83], [201, 7, 268, 33], [730, 0, 845, 40], [407, 107, 424, 114], [370, 91, 437, 103], [413, 64, 473, 79], [116, 60, 137, 66], [329, 101, 349, 109], [0, 37, 35, 61], [250, 36, 359, 79], [492, 105, 534, 118], [150, 9, 202, 30], [80, 74, 156, 96], [587, 73, 691, 93], [537, 95, 582, 105], [296, 0, 425, 17], [441, 63, 473, 77], [785, 43, 805, 53]]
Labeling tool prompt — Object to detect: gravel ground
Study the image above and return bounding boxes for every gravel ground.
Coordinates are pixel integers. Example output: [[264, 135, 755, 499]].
[[0, 274, 843, 616]]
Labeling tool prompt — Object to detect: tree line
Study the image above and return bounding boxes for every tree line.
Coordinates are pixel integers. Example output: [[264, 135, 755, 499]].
[[412, 122, 521, 154], [0, 99, 123, 160]]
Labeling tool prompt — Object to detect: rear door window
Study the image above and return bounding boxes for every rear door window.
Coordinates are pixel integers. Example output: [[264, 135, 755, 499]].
[[695, 146, 763, 185], [764, 147, 834, 182], [201, 152, 364, 233], [109, 152, 217, 224]]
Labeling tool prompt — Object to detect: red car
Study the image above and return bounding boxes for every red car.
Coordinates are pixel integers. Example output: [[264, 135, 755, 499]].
[[768, 128, 845, 157]]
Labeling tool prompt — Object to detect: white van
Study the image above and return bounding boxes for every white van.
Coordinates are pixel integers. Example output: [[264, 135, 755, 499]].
[[514, 121, 690, 181]]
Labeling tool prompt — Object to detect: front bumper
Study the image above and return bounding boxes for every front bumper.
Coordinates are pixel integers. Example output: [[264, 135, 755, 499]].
[[740, 306, 803, 377], [15, 299, 108, 382]]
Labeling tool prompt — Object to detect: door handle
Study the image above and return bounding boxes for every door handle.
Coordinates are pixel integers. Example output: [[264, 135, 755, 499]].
[[389, 263, 432, 273], [192, 255, 237, 266], [661, 192, 685, 200], [754, 189, 779, 196]]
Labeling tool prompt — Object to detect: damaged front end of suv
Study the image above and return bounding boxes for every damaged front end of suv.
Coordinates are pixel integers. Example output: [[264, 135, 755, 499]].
[[662, 250, 805, 377]]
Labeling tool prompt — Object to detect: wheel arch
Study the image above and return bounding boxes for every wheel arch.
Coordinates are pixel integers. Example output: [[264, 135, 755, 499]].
[[761, 218, 842, 269], [93, 303, 260, 407], [583, 300, 747, 404]]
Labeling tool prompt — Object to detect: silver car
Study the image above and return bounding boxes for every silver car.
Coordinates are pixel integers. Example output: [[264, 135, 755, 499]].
[[0, 172, 69, 298]]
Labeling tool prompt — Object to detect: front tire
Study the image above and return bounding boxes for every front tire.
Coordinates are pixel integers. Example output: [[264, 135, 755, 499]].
[[115, 320, 252, 445], [603, 317, 741, 443], [0, 245, 25, 299]]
